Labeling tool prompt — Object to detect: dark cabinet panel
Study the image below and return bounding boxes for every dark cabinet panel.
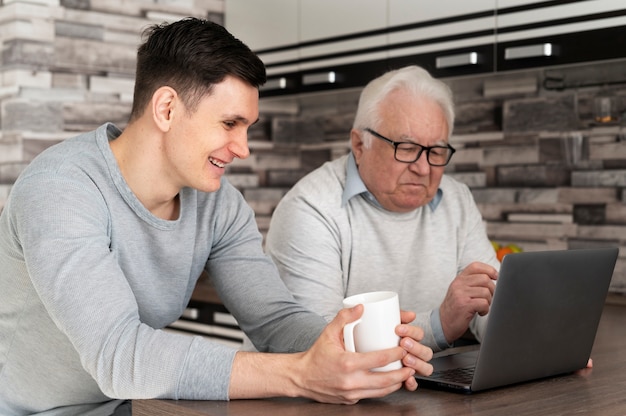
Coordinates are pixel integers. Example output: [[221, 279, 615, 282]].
[[258, 2, 626, 97], [261, 44, 497, 98], [496, 25, 626, 72], [391, 43, 496, 79]]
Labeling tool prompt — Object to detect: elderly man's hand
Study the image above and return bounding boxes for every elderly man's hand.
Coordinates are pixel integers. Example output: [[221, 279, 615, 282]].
[[439, 262, 498, 343]]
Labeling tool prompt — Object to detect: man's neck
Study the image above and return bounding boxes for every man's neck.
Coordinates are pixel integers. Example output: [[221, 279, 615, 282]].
[[109, 121, 181, 220]]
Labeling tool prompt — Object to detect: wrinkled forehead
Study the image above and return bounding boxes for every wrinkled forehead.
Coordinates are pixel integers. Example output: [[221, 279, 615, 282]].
[[377, 91, 447, 132]]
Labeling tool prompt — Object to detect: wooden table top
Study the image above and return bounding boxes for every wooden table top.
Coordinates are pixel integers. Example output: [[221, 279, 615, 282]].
[[134, 303, 626, 416]]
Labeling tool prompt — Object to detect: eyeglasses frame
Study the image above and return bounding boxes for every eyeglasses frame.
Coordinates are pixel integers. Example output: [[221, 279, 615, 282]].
[[364, 128, 456, 166]]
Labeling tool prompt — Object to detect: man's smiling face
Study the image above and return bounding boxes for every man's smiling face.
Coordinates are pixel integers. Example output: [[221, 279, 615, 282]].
[[163, 75, 259, 193]]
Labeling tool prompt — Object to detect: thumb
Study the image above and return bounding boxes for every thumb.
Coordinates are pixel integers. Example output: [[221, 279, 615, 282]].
[[334, 304, 364, 351], [329, 304, 364, 330]]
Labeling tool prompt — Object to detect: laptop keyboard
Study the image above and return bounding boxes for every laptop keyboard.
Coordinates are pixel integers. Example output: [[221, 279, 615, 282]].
[[429, 366, 476, 384]]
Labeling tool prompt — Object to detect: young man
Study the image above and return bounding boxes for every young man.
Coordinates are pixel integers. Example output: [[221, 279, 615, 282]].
[[0, 19, 433, 415], [261, 66, 500, 353]]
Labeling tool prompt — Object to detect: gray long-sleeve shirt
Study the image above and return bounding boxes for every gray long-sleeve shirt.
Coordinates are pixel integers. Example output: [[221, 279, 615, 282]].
[[0, 123, 325, 415]]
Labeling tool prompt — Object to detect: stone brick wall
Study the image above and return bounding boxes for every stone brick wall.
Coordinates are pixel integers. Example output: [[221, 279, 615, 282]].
[[0, 0, 224, 203], [0, 0, 624, 294], [243, 61, 626, 295]]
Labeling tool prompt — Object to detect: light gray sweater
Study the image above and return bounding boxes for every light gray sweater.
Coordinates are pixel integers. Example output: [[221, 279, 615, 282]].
[[0, 123, 325, 415], [265, 154, 499, 351]]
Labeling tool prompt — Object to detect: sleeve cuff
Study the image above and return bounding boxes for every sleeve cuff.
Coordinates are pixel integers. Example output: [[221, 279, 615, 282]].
[[430, 308, 452, 350]]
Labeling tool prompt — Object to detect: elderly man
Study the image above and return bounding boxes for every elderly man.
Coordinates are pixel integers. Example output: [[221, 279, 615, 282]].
[[263, 65, 500, 352]]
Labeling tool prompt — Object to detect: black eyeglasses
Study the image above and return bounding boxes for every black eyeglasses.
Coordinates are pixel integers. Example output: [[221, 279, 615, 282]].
[[364, 128, 456, 166]]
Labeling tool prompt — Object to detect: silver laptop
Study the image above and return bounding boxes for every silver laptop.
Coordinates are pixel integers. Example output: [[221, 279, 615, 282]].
[[414, 247, 619, 393]]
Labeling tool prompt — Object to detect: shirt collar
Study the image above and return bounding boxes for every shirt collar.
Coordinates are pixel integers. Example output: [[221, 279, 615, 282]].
[[342, 152, 443, 212]]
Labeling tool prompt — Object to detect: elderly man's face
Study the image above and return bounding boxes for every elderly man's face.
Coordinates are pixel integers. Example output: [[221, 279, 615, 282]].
[[352, 89, 450, 213]]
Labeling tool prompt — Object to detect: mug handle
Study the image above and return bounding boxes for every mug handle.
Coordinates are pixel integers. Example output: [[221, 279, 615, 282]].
[[343, 318, 362, 352]]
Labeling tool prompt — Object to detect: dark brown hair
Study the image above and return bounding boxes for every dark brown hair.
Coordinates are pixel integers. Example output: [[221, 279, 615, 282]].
[[129, 17, 266, 121]]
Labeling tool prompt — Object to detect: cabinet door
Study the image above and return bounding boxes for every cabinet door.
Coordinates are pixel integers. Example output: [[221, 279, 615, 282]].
[[387, 0, 496, 76], [388, 0, 495, 55], [496, 0, 626, 71], [224, 0, 299, 74], [390, 0, 496, 25], [495, 0, 543, 6], [225, 0, 298, 50], [298, 0, 388, 71], [497, 0, 626, 43]]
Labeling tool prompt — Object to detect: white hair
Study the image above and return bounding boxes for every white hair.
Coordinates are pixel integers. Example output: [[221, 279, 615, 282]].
[[352, 65, 455, 146]]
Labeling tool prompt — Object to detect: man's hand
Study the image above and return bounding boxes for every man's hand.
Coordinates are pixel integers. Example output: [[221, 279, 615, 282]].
[[291, 305, 421, 403], [397, 310, 434, 391], [439, 262, 498, 343], [230, 306, 434, 403]]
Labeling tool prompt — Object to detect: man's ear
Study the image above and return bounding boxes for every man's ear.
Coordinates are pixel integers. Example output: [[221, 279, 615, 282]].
[[351, 128, 365, 162], [152, 86, 177, 132]]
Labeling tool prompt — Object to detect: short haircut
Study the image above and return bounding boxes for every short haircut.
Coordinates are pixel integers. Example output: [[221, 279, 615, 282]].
[[353, 66, 455, 145], [129, 17, 267, 121]]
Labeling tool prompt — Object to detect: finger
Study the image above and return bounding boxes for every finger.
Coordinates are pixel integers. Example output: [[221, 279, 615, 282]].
[[396, 323, 424, 342], [400, 309, 416, 324], [330, 375, 406, 404], [399, 339, 434, 377], [463, 284, 496, 303], [403, 375, 418, 391], [399, 336, 433, 362], [349, 381, 405, 401], [461, 262, 499, 281], [463, 274, 498, 291], [347, 357, 414, 390], [469, 297, 492, 316], [449, 276, 496, 300], [402, 354, 434, 376], [357, 346, 408, 372], [332, 304, 364, 338]]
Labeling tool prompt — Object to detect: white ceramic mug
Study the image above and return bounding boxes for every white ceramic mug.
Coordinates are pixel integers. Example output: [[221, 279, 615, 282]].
[[342, 291, 402, 372]]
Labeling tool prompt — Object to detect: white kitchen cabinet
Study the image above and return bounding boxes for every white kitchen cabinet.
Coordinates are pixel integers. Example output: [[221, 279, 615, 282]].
[[387, 0, 496, 72], [298, 0, 388, 71], [389, 0, 495, 25], [496, 0, 543, 6], [224, 0, 626, 96], [299, 0, 387, 42], [224, 0, 299, 75], [386, 0, 498, 79], [388, 0, 496, 52], [496, 0, 626, 44], [495, 0, 626, 71], [224, 0, 298, 50]]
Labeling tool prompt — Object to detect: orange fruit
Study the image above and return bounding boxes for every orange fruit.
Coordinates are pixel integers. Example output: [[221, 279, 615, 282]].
[[496, 246, 514, 262]]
